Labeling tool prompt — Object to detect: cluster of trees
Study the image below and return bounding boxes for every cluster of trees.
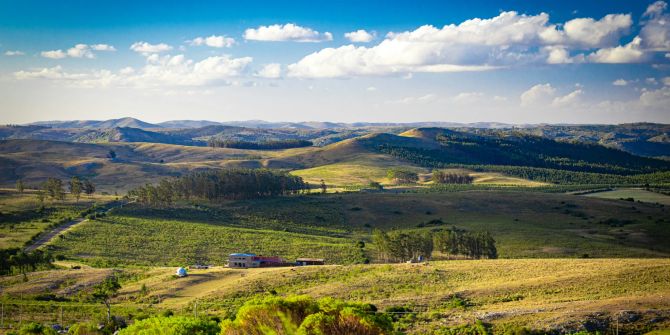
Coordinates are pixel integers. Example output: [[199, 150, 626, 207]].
[[373, 228, 497, 262], [386, 168, 419, 184], [34, 177, 95, 202], [432, 171, 474, 184], [373, 230, 433, 262], [127, 169, 307, 206], [207, 138, 313, 150], [433, 229, 497, 259], [0, 248, 53, 276]]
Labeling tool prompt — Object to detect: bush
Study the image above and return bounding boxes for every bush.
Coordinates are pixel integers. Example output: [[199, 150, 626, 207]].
[[68, 322, 103, 335], [16, 322, 58, 335], [117, 316, 220, 335], [219, 295, 392, 335]]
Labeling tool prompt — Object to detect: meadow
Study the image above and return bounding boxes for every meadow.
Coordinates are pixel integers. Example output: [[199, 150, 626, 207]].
[[0, 189, 115, 249], [35, 190, 670, 269], [1, 259, 668, 334], [584, 188, 670, 205]]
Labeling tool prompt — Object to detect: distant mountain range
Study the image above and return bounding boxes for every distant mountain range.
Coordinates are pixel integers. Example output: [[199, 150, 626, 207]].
[[25, 117, 529, 130], [0, 117, 666, 159]]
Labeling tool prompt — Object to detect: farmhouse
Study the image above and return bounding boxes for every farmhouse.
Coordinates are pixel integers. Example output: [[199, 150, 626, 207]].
[[228, 253, 286, 268]]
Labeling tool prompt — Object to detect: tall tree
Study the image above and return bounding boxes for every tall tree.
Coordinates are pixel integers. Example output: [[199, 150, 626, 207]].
[[320, 179, 327, 194], [92, 276, 121, 322], [15, 179, 25, 193], [83, 179, 96, 196], [43, 178, 64, 201], [69, 176, 83, 202]]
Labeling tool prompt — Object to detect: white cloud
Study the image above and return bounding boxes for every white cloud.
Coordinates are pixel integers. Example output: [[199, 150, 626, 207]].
[[613, 79, 628, 86], [255, 63, 282, 79], [40, 44, 116, 59], [130, 42, 173, 54], [366, 86, 377, 91], [41, 50, 67, 59], [644, 1, 668, 17], [90, 44, 116, 51], [4, 50, 25, 56], [552, 89, 583, 108], [66, 44, 95, 58], [544, 46, 584, 64], [640, 86, 670, 107], [344, 30, 375, 43], [244, 23, 333, 42], [664, 77, 670, 86], [286, 11, 642, 78], [520, 84, 584, 109], [640, 1, 670, 51], [520, 83, 556, 107], [562, 14, 632, 47], [452, 92, 484, 103], [15, 54, 253, 88], [189, 35, 235, 48], [587, 37, 646, 63], [646, 77, 659, 85]]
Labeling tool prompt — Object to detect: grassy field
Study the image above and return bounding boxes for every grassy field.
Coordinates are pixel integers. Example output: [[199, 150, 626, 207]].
[[584, 188, 670, 205], [39, 191, 670, 268], [1, 259, 668, 333], [0, 189, 115, 249], [47, 214, 365, 267]]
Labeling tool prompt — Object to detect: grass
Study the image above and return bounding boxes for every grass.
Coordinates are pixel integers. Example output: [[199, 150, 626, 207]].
[[47, 214, 365, 267], [584, 187, 670, 205], [0, 189, 115, 249], [2, 259, 669, 333], [39, 191, 670, 268]]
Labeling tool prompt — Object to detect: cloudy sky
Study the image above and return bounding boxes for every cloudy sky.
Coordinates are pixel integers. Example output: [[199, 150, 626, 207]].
[[1, 0, 669, 124]]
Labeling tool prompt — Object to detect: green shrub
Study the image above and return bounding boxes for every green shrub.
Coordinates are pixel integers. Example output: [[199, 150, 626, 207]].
[[17, 322, 58, 335], [219, 295, 393, 335], [118, 316, 219, 335]]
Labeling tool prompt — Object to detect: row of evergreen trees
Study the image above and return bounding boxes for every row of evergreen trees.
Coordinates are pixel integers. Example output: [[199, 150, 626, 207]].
[[372, 228, 497, 262], [126, 169, 307, 206], [207, 138, 313, 150]]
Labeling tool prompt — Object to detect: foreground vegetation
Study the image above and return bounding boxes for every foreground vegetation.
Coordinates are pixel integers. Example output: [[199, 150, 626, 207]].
[[1, 259, 668, 334]]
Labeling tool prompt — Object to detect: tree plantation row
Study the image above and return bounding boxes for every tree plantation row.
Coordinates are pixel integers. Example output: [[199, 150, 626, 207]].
[[372, 228, 498, 262], [126, 169, 308, 205]]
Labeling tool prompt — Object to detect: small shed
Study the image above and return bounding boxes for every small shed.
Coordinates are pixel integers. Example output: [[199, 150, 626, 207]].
[[296, 258, 325, 266], [176, 267, 188, 277]]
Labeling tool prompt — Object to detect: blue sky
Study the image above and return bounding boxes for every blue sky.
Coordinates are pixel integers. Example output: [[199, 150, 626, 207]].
[[1, 0, 669, 124]]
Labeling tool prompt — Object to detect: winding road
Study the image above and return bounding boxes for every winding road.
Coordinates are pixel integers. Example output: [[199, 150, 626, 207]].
[[24, 200, 129, 252]]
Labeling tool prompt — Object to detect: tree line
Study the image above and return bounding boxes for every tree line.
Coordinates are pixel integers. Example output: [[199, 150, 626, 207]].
[[207, 138, 313, 150], [126, 169, 308, 206], [372, 228, 497, 262], [15, 177, 96, 202], [0, 248, 53, 276], [377, 145, 670, 185], [432, 171, 474, 184]]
